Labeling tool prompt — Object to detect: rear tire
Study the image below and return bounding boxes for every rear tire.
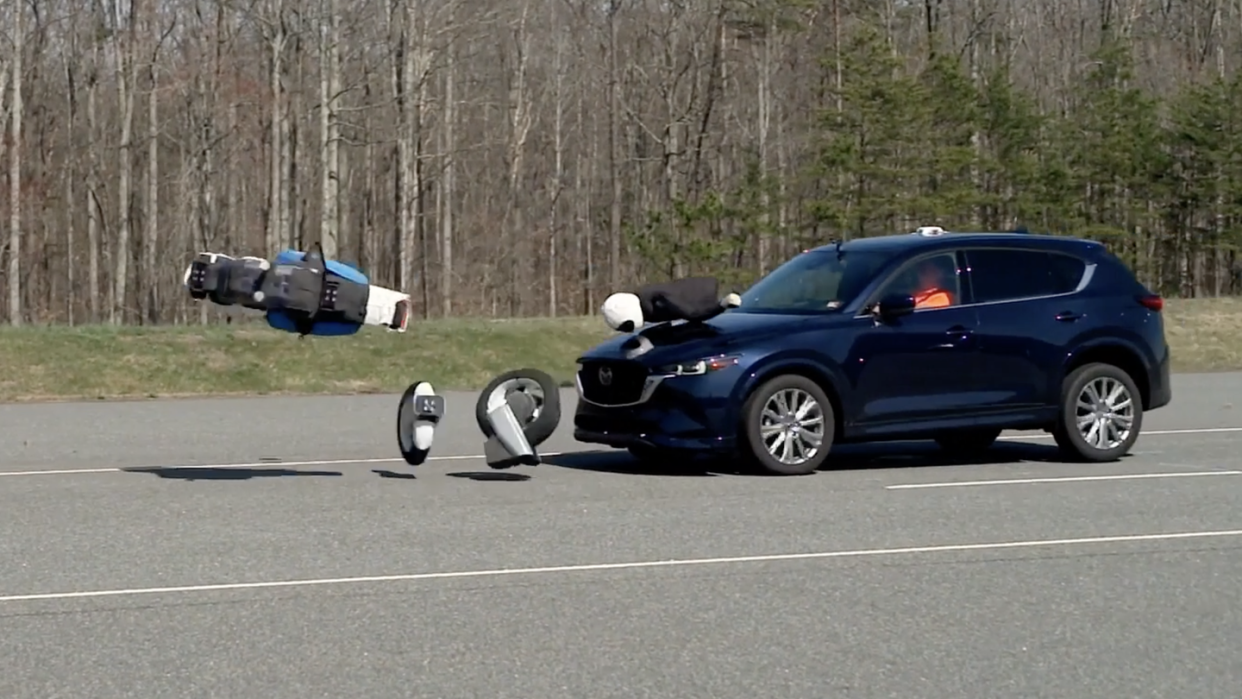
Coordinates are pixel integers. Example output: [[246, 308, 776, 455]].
[[740, 374, 835, 476], [1052, 362, 1143, 462]]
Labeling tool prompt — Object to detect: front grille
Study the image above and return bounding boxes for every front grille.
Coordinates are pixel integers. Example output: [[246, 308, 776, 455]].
[[578, 359, 649, 406]]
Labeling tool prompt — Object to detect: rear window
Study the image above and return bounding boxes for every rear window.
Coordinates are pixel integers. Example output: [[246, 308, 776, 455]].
[[965, 248, 1087, 304]]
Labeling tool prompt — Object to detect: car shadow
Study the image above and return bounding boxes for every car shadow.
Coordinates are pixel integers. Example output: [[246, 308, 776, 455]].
[[543, 450, 722, 476], [820, 439, 1074, 472], [544, 438, 1102, 477], [122, 466, 344, 481]]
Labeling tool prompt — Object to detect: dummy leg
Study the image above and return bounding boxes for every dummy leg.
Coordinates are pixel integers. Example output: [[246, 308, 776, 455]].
[[183, 252, 271, 309], [482, 389, 540, 468], [363, 284, 411, 332]]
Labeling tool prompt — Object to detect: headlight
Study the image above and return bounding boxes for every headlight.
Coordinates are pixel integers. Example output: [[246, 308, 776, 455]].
[[658, 354, 740, 377]]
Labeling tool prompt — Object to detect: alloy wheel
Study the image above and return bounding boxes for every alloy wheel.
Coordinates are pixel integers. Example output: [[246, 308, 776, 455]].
[[1074, 376, 1134, 451], [759, 388, 826, 466]]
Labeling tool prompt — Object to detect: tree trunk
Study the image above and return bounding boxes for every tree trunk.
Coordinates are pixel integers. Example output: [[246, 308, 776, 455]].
[[86, 40, 100, 324], [112, 0, 136, 325], [266, 1, 286, 255], [319, 0, 341, 257], [8, 3, 23, 325], [144, 16, 161, 324], [504, 0, 533, 315], [607, 1, 622, 292], [548, 27, 566, 317], [440, 37, 455, 317], [755, 17, 773, 276]]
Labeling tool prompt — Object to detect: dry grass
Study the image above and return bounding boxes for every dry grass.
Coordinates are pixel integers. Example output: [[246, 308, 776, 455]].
[[0, 315, 614, 403], [0, 297, 1237, 402], [1162, 296, 1242, 374]]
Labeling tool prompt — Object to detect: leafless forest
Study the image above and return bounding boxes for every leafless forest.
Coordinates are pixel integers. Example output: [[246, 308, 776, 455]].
[[0, 0, 1240, 326]]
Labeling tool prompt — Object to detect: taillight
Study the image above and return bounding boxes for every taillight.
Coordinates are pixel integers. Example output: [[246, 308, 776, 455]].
[[1137, 294, 1163, 312]]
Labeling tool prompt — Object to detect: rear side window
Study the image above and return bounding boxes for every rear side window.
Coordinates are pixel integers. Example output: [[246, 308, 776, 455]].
[[965, 249, 1087, 304]]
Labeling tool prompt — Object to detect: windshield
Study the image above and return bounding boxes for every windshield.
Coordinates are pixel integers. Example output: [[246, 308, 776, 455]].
[[738, 249, 894, 312]]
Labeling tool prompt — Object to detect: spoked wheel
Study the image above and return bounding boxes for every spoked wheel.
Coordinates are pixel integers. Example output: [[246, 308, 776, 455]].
[[1052, 362, 1142, 462], [740, 374, 835, 475]]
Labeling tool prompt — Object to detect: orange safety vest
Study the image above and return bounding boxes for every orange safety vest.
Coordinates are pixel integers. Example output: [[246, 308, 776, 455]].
[[914, 288, 952, 309]]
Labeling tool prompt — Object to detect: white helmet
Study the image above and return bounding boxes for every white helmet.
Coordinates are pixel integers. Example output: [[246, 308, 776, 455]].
[[602, 292, 643, 332]]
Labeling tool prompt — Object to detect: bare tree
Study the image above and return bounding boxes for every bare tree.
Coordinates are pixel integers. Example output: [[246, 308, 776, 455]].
[[0, 0, 1237, 328], [143, 6, 174, 323], [319, 0, 342, 256], [7, 0, 23, 325], [108, 0, 138, 324], [86, 20, 102, 324], [439, 25, 455, 316], [546, 13, 569, 316]]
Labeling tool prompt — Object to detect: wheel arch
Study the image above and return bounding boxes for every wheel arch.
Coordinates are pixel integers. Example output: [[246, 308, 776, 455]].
[[1063, 341, 1152, 409], [730, 355, 847, 440]]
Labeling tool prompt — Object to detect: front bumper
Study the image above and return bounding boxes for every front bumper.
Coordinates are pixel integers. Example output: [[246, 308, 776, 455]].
[[572, 371, 738, 453]]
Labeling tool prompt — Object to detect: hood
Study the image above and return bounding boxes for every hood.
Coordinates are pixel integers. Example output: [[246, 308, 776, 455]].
[[580, 309, 836, 364]]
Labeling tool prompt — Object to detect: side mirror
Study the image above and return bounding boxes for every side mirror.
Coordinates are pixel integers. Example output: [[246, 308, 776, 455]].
[[876, 293, 916, 321]]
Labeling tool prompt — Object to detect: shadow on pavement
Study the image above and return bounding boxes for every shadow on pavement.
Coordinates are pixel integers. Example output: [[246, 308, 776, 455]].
[[544, 450, 721, 476], [122, 466, 344, 481], [372, 469, 417, 480], [822, 439, 1081, 471], [446, 471, 533, 482], [544, 438, 1119, 477]]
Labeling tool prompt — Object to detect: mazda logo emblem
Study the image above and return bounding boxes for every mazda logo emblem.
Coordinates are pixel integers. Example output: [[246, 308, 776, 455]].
[[598, 366, 613, 386]]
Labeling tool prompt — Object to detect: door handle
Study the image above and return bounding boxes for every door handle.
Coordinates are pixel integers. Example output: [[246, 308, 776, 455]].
[[931, 326, 973, 349], [1055, 311, 1083, 322]]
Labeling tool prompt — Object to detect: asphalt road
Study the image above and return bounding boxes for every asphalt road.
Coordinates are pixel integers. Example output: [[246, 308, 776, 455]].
[[1, 372, 1241, 698]]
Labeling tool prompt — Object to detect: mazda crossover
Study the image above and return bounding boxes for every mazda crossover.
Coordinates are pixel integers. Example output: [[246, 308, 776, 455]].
[[572, 227, 1172, 475]]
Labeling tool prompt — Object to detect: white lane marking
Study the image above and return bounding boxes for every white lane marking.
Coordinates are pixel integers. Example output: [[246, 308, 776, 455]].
[[887, 470, 1242, 490], [1, 426, 1240, 478], [998, 426, 1242, 441], [2, 528, 1240, 603], [0, 452, 568, 478]]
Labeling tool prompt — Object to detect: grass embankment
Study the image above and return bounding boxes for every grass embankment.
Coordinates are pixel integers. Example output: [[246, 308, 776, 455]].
[[0, 315, 614, 402], [0, 297, 1238, 402]]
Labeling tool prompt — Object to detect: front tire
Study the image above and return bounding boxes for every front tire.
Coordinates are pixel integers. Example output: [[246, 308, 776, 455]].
[[740, 374, 835, 475], [1052, 362, 1143, 462]]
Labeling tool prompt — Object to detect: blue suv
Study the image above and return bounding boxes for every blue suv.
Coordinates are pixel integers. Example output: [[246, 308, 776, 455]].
[[572, 228, 1172, 475]]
